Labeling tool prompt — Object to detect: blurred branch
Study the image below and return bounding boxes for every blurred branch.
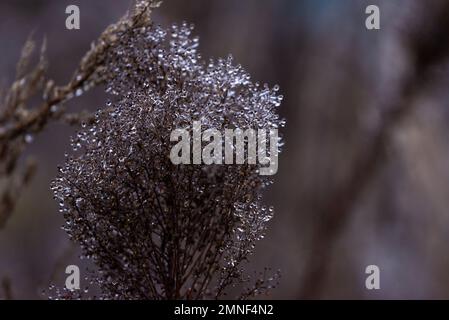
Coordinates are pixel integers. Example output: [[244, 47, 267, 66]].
[[1, 277, 13, 300], [298, 0, 449, 299], [0, 158, 36, 228]]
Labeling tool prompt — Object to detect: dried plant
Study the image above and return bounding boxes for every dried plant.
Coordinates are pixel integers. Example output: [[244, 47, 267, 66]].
[[50, 4, 283, 299], [0, 0, 161, 228]]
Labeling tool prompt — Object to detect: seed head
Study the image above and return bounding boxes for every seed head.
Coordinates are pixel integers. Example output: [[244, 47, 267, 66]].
[[52, 21, 283, 299]]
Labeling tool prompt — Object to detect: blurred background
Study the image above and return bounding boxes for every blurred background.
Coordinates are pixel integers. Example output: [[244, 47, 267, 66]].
[[2, 0, 449, 299]]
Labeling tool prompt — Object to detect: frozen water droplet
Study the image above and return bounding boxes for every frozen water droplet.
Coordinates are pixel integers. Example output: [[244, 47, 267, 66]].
[[24, 134, 33, 144], [75, 88, 83, 97]]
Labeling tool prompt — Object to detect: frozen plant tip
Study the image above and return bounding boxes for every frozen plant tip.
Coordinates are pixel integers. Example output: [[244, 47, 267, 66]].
[[52, 2, 283, 300]]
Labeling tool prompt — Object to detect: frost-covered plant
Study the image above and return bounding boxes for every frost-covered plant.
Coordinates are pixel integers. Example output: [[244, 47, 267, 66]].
[[52, 10, 283, 299]]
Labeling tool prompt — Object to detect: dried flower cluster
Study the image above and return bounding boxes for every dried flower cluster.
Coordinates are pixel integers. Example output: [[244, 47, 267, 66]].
[[52, 8, 283, 299]]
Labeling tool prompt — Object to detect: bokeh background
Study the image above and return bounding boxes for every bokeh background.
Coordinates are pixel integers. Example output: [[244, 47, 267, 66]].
[[2, 0, 449, 299]]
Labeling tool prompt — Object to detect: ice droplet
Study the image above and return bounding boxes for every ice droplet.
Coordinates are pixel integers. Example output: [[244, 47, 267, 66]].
[[24, 134, 34, 144], [75, 88, 83, 97]]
